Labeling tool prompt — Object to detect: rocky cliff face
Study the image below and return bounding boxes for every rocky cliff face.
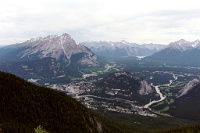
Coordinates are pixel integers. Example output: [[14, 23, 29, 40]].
[[140, 80, 153, 95], [177, 78, 200, 98]]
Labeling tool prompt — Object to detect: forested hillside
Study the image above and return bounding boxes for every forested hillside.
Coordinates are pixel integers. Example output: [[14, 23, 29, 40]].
[[0, 71, 123, 133]]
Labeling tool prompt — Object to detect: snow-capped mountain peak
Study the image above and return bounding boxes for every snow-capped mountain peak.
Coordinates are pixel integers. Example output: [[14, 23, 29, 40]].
[[146, 39, 200, 66], [121, 40, 128, 44], [192, 39, 200, 48], [168, 39, 193, 51], [177, 39, 187, 44], [25, 33, 76, 45]]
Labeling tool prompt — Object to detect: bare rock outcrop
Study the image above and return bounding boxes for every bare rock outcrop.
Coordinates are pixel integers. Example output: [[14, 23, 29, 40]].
[[139, 80, 153, 95], [176, 78, 200, 98]]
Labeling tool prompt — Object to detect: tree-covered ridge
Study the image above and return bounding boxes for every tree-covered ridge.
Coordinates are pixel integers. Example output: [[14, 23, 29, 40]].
[[0, 71, 123, 133]]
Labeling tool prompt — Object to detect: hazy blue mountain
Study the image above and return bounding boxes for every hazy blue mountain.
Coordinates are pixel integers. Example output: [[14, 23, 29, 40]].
[[81, 41, 166, 58]]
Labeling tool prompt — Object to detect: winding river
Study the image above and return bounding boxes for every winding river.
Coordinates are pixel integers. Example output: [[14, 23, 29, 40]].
[[143, 74, 177, 109], [143, 85, 166, 109]]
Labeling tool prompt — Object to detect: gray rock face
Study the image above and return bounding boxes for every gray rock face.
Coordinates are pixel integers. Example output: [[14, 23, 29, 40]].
[[177, 78, 200, 98], [0, 33, 98, 66], [139, 80, 153, 95]]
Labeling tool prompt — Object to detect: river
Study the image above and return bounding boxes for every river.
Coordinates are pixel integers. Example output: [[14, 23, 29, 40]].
[[143, 85, 166, 109], [143, 73, 176, 109]]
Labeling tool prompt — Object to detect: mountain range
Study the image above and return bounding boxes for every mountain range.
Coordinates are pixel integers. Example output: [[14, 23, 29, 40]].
[[82, 41, 166, 57], [145, 39, 200, 66], [82, 39, 200, 66]]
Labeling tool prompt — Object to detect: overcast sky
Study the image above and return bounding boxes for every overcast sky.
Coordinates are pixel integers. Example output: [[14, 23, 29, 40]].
[[1, 0, 200, 45]]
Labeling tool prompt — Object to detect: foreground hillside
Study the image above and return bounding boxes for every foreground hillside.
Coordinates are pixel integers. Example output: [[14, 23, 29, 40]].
[[163, 125, 200, 133], [0, 71, 123, 133]]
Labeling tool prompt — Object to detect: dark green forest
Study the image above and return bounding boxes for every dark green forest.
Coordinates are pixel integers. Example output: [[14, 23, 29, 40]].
[[162, 125, 200, 133], [0, 71, 124, 133]]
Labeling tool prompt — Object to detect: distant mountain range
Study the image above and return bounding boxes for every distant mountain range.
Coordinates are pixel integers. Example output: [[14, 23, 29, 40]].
[[0, 33, 98, 79], [82, 41, 166, 57], [145, 39, 200, 66], [74, 39, 200, 66]]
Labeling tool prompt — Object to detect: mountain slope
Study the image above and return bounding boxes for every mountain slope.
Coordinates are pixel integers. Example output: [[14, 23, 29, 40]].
[[145, 39, 200, 66], [0, 33, 98, 66], [0, 71, 124, 133], [176, 78, 200, 98], [97, 72, 153, 95], [95, 72, 155, 104], [168, 79, 200, 122]]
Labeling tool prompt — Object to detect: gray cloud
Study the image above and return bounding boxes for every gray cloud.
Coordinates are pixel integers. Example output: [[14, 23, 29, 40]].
[[1, 0, 200, 45]]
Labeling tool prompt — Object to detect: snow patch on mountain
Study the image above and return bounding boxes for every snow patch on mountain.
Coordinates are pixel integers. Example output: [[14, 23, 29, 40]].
[[192, 39, 200, 48], [168, 39, 200, 51], [82, 41, 166, 57], [168, 39, 193, 51]]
